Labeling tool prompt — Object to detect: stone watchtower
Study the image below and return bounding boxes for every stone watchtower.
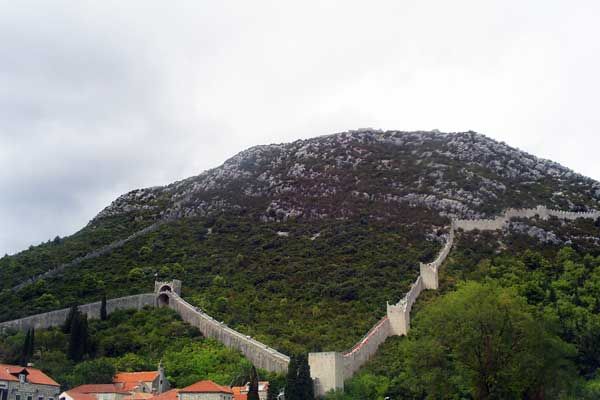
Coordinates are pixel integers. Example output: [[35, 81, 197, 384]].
[[154, 279, 182, 307], [155, 279, 182, 295]]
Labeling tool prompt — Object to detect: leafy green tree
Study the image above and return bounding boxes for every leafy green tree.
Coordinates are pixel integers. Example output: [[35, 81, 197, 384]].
[[404, 281, 575, 399], [128, 267, 144, 281], [34, 293, 60, 312], [66, 358, 116, 387]]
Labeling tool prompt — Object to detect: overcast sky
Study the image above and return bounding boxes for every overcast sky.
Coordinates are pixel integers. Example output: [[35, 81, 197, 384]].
[[1, 1, 599, 255]]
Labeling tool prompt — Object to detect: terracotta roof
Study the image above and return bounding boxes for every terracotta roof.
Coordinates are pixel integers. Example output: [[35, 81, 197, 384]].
[[148, 389, 179, 400], [119, 382, 144, 392], [123, 393, 154, 400], [180, 380, 233, 394], [114, 372, 159, 384], [62, 390, 98, 400], [0, 364, 59, 386], [71, 384, 131, 394], [231, 387, 247, 400]]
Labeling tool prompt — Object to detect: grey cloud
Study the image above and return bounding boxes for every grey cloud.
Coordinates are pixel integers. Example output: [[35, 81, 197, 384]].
[[1, 0, 600, 254]]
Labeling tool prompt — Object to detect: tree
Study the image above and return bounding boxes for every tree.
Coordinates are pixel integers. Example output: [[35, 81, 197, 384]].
[[68, 310, 90, 362], [247, 365, 260, 400], [66, 358, 116, 387], [285, 355, 313, 400], [267, 381, 280, 400], [297, 355, 314, 400], [20, 328, 34, 366], [404, 281, 575, 399], [100, 294, 107, 321], [63, 305, 78, 334], [285, 356, 299, 400]]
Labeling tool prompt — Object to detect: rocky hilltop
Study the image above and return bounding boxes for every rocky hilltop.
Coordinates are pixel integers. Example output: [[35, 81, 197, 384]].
[[95, 129, 600, 226]]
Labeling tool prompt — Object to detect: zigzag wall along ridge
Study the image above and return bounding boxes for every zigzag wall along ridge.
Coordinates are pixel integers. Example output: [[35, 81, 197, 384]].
[[308, 205, 600, 396], [1, 206, 598, 396]]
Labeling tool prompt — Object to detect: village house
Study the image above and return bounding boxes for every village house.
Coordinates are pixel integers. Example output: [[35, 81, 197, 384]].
[[113, 364, 169, 395], [178, 381, 233, 400], [0, 364, 60, 400], [60, 384, 131, 400]]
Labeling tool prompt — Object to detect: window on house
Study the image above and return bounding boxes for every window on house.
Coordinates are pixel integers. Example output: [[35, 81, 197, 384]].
[[19, 374, 26, 384], [27, 395, 32, 400], [15, 394, 20, 400], [38, 396, 44, 400]]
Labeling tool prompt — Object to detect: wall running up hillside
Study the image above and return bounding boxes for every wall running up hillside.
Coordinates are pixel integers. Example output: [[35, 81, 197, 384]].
[[0, 281, 290, 375], [12, 220, 166, 291], [164, 290, 290, 373], [308, 205, 599, 396], [1, 206, 598, 396]]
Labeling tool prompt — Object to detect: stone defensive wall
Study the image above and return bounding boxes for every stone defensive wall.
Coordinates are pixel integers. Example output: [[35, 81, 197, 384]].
[[162, 291, 290, 373], [0, 293, 156, 331], [12, 221, 165, 292], [308, 235, 450, 397], [309, 204, 600, 396], [454, 205, 600, 232], [3, 205, 599, 397]]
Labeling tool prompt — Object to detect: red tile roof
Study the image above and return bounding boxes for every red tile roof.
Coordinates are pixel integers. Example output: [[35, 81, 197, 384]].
[[63, 390, 98, 400], [148, 389, 179, 400], [71, 384, 131, 395], [114, 372, 159, 384], [0, 364, 59, 386], [231, 387, 247, 400], [123, 393, 154, 400], [180, 380, 233, 394]]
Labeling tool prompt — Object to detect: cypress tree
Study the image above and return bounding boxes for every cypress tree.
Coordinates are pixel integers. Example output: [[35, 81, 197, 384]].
[[100, 294, 107, 321], [80, 314, 91, 355], [247, 366, 260, 400], [297, 355, 314, 400], [63, 305, 78, 333], [20, 329, 31, 366], [267, 382, 279, 400], [68, 310, 87, 362], [285, 355, 299, 400], [28, 327, 35, 360]]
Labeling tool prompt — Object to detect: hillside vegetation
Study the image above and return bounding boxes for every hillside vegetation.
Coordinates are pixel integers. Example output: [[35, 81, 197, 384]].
[[0, 307, 283, 390], [1, 130, 600, 398], [333, 218, 600, 399], [0, 215, 442, 354]]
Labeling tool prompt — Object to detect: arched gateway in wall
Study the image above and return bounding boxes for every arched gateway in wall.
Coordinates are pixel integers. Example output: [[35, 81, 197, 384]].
[[154, 280, 182, 308]]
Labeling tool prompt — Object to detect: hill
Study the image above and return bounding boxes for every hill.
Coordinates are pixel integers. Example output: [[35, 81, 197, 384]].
[[1, 129, 599, 358]]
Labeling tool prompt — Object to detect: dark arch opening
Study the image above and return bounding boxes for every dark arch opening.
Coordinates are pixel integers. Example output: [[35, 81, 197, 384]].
[[157, 293, 170, 308], [159, 285, 172, 292]]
